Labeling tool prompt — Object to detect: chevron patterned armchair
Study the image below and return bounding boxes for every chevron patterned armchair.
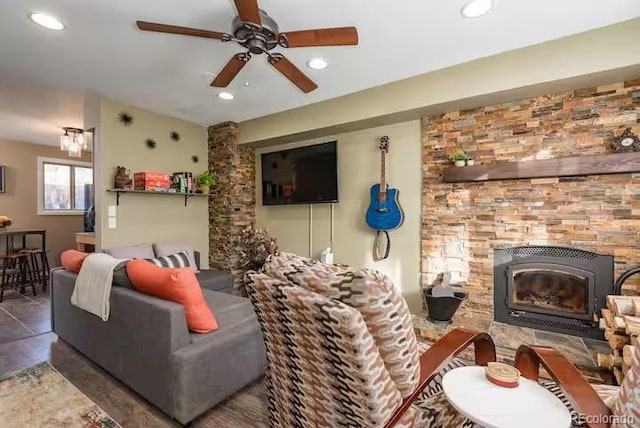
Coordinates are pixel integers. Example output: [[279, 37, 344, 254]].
[[246, 252, 639, 428]]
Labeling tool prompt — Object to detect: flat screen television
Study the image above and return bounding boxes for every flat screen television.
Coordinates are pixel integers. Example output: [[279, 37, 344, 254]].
[[261, 141, 338, 205]]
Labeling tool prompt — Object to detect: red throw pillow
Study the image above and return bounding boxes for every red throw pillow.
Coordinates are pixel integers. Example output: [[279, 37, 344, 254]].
[[60, 250, 90, 273], [126, 259, 218, 333]]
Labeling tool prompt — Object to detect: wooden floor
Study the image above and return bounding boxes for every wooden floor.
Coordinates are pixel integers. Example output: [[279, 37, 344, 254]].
[[0, 333, 269, 427]]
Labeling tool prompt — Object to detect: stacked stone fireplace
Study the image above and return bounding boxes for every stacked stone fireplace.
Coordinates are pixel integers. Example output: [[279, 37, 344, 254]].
[[421, 78, 640, 337], [493, 246, 613, 339]]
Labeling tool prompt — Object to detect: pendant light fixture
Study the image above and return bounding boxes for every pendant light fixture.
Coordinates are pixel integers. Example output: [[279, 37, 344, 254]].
[[60, 127, 86, 158]]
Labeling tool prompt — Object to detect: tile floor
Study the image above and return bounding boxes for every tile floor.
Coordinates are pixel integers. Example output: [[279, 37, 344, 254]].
[[0, 289, 51, 345]]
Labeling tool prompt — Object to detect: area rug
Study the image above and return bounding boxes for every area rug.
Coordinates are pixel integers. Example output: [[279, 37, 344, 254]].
[[0, 362, 120, 427]]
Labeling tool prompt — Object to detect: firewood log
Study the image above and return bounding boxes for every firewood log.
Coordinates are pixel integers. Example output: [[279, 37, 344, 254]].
[[597, 353, 623, 369], [614, 316, 628, 334], [607, 296, 640, 316], [599, 318, 607, 330], [623, 345, 635, 367], [613, 367, 624, 385], [608, 332, 631, 350], [601, 308, 615, 329], [623, 315, 640, 337], [622, 361, 630, 376]]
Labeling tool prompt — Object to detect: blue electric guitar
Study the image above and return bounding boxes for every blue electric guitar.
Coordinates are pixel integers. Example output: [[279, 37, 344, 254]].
[[366, 136, 403, 232]]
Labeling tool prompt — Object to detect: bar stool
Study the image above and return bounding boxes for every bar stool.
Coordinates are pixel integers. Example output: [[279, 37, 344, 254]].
[[18, 249, 50, 292], [0, 253, 37, 302]]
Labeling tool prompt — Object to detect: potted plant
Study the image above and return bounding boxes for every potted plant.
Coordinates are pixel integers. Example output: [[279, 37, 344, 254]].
[[195, 171, 216, 194], [451, 153, 468, 167], [466, 157, 475, 166]]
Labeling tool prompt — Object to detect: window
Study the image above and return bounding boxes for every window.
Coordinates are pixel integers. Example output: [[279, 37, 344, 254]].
[[38, 157, 93, 215]]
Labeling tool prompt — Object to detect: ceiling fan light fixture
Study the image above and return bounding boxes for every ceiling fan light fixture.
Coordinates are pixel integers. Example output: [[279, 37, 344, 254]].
[[218, 92, 235, 100], [29, 12, 65, 30], [307, 58, 328, 70], [460, 0, 493, 18]]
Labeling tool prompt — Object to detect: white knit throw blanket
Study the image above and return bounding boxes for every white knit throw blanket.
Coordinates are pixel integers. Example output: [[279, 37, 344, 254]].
[[71, 253, 124, 321]]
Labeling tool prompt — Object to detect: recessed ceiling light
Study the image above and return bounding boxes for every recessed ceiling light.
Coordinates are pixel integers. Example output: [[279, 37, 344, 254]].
[[460, 0, 493, 18], [29, 13, 65, 30], [218, 92, 234, 100], [307, 58, 328, 70]]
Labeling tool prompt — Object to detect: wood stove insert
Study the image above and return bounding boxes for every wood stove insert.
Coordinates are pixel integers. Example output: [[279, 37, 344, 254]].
[[494, 246, 613, 339]]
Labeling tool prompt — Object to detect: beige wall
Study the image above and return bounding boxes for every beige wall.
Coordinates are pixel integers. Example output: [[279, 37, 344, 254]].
[[255, 120, 423, 312], [0, 139, 92, 265], [86, 99, 209, 265], [239, 18, 640, 146]]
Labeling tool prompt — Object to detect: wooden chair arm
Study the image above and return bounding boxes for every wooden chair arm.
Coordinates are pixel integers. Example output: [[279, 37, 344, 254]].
[[515, 345, 611, 428], [384, 327, 496, 427]]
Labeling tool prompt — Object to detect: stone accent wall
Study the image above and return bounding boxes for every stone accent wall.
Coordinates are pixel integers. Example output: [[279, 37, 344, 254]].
[[422, 79, 640, 325], [208, 122, 255, 294]]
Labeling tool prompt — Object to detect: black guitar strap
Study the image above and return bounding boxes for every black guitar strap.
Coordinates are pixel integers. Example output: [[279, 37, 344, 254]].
[[374, 231, 391, 261]]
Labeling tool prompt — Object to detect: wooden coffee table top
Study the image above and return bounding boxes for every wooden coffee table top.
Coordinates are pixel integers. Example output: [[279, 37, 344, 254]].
[[442, 366, 572, 428]]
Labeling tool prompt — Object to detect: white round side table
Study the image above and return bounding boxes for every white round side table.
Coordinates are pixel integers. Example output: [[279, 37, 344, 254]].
[[442, 366, 572, 428]]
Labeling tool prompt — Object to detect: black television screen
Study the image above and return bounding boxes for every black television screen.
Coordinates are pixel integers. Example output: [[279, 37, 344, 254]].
[[261, 141, 338, 205]]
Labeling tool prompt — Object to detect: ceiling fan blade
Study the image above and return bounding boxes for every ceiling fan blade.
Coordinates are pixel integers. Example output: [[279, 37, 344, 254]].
[[234, 0, 262, 26], [211, 53, 251, 87], [268, 54, 318, 93], [136, 20, 225, 40], [279, 27, 358, 48]]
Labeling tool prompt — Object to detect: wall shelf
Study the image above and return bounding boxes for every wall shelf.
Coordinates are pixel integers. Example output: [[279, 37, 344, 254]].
[[443, 152, 640, 183], [106, 189, 209, 206]]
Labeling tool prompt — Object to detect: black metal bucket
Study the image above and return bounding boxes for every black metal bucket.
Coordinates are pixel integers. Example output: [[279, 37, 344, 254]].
[[423, 288, 467, 322]]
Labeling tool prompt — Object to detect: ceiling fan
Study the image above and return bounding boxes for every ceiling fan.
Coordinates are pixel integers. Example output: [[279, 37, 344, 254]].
[[136, 0, 359, 93]]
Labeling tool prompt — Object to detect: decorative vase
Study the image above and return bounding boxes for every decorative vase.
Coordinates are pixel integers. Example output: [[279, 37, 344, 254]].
[[466, 159, 475, 166], [199, 185, 210, 194], [454, 160, 466, 167]]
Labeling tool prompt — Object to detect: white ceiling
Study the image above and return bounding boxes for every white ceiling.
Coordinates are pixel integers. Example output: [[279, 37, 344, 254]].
[[1, 0, 640, 146]]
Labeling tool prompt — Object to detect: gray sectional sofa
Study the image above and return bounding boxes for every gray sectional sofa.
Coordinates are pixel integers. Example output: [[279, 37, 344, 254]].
[[50, 245, 266, 425]]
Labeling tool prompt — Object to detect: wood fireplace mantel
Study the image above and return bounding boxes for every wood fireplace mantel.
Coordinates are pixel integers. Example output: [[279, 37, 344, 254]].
[[443, 152, 640, 183]]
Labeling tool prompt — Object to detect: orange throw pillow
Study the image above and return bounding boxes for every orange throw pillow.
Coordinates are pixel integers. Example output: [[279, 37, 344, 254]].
[[126, 259, 218, 333], [61, 250, 90, 273]]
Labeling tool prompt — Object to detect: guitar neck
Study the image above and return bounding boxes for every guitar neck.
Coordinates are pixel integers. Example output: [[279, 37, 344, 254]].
[[380, 151, 386, 194]]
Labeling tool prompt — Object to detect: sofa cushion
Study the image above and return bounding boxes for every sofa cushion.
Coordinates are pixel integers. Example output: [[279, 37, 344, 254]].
[[195, 270, 234, 293], [126, 259, 218, 333], [104, 243, 155, 259], [146, 252, 192, 269], [112, 261, 134, 288], [189, 290, 257, 344], [60, 249, 90, 273], [154, 242, 198, 272], [263, 252, 420, 399]]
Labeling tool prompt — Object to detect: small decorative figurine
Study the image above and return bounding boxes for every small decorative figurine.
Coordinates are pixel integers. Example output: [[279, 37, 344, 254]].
[[114, 166, 133, 189]]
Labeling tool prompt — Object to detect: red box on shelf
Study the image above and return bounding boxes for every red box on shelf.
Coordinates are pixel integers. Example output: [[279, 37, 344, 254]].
[[134, 172, 171, 191]]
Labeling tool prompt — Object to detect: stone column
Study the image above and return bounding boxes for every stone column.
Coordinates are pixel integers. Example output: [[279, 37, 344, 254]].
[[208, 121, 255, 294]]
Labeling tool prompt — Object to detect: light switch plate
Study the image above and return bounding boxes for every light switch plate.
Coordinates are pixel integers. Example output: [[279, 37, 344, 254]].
[[108, 205, 116, 217], [108, 217, 116, 229]]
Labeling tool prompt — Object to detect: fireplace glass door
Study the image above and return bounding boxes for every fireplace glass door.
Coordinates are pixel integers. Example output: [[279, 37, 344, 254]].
[[506, 263, 594, 320]]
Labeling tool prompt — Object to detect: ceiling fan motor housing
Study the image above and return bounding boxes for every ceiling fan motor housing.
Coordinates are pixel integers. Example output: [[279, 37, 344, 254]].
[[232, 9, 279, 54]]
